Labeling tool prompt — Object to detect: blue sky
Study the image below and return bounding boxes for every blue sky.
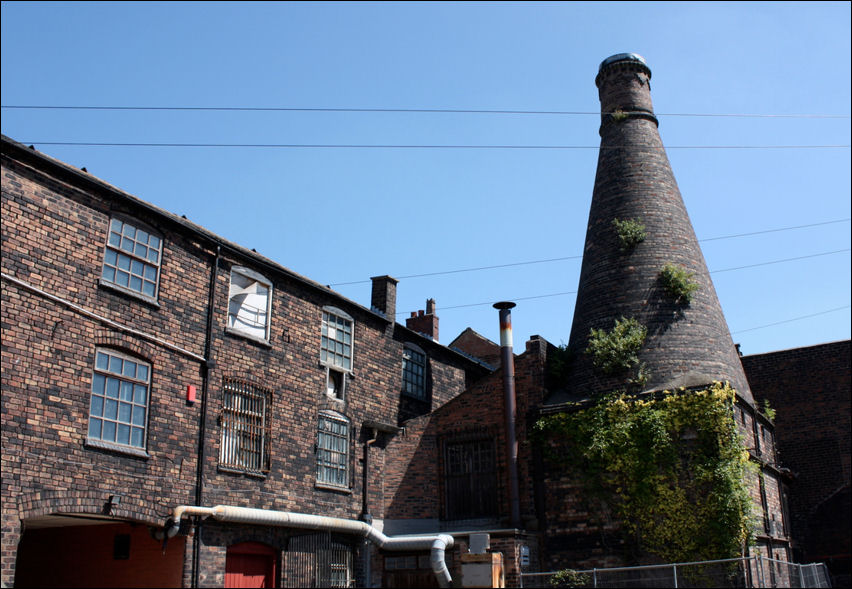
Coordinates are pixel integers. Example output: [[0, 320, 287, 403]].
[[2, 1, 850, 356]]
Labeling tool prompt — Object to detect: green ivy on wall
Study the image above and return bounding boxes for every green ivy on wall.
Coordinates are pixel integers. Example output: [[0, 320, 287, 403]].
[[534, 382, 755, 564]]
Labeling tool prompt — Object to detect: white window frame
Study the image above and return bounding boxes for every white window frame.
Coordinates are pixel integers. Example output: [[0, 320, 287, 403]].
[[100, 217, 163, 301], [320, 307, 354, 372], [87, 348, 150, 451], [227, 266, 273, 343], [316, 411, 350, 489], [402, 343, 427, 400]]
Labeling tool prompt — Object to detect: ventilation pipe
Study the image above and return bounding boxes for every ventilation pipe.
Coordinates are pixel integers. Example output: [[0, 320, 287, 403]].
[[163, 505, 455, 587], [494, 301, 522, 529]]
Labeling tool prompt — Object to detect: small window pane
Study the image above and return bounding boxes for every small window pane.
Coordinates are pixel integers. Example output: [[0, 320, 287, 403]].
[[120, 237, 134, 253], [92, 373, 106, 394], [129, 275, 143, 292], [142, 281, 155, 297], [117, 424, 131, 445], [136, 365, 149, 382], [134, 384, 147, 404], [102, 266, 116, 282], [104, 398, 118, 420], [132, 406, 146, 426], [104, 249, 117, 266], [130, 259, 144, 276], [91, 395, 104, 416], [96, 352, 110, 371], [89, 417, 102, 438], [134, 242, 148, 259], [106, 378, 120, 398], [148, 235, 161, 250], [103, 420, 117, 442], [130, 428, 143, 447], [108, 231, 121, 247], [109, 356, 123, 374], [120, 381, 133, 401]]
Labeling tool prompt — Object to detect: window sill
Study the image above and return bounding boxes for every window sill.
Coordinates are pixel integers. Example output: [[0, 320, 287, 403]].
[[85, 437, 151, 459], [314, 482, 352, 495], [98, 279, 161, 308], [217, 465, 268, 479], [225, 327, 272, 348]]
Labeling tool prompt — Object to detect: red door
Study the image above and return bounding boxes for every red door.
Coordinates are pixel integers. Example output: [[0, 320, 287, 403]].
[[225, 542, 277, 588]]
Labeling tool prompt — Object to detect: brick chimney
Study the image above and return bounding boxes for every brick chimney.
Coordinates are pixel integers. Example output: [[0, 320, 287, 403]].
[[559, 53, 753, 405], [406, 298, 439, 342], [370, 275, 398, 320]]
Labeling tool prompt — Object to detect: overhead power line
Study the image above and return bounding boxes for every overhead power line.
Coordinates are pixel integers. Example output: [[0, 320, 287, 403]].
[[330, 220, 851, 286], [17, 141, 852, 150], [731, 306, 851, 335], [3, 104, 850, 118]]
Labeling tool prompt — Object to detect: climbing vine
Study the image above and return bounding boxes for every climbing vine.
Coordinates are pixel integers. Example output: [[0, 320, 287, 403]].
[[534, 382, 755, 564]]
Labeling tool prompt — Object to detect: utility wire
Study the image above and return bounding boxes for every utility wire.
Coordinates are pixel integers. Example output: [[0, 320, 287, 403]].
[[389, 248, 851, 314], [3, 104, 850, 118], [731, 306, 851, 335], [16, 141, 852, 150], [331, 220, 851, 286]]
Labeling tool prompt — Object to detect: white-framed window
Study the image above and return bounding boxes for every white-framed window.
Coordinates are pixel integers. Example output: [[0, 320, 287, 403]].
[[228, 267, 272, 342], [316, 412, 350, 488], [219, 378, 272, 474], [101, 217, 162, 299], [320, 307, 353, 371], [402, 344, 426, 399], [88, 348, 150, 449]]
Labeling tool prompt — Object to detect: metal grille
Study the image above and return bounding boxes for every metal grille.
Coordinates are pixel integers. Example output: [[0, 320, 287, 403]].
[[443, 438, 498, 520], [283, 532, 354, 588], [219, 378, 271, 473], [316, 413, 349, 487]]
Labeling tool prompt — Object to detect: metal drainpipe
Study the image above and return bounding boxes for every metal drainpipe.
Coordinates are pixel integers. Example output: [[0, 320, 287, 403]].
[[192, 245, 220, 588], [361, 427, 378, 587], [494, 301, 522, 529]]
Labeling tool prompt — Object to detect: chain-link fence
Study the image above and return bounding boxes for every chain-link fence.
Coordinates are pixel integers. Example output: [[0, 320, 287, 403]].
[[520, 556, 832, 588]]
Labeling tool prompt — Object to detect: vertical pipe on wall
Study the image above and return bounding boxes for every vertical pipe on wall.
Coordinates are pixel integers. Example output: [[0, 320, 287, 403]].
[[192, 245, 220, 587], [494, 301, 522, 529]]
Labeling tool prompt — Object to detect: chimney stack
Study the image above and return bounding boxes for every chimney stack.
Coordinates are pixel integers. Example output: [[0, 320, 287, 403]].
[[559, 53, 753, 404], [370, 275, 398, 320], [406, 298, 439, 342]]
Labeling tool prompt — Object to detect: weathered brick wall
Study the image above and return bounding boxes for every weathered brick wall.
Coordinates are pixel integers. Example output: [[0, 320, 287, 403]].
[[2, 137, 484, 587], [742, 341, 851, 578]]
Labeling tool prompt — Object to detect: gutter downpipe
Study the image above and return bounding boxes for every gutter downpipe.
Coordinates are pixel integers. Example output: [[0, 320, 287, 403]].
[[494, 302, 522, 529], [192, 245, 220, 588], [165, 505, 455, 588], [361, 427, 379, 587]]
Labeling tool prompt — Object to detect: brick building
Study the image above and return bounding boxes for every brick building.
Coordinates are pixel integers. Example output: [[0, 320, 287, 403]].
[[2, 51, 847, 589], [742, 341, 851, 586], [1, 133, 489, 588]]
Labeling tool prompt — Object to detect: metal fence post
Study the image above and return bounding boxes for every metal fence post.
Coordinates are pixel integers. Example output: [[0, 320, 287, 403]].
[[673, 563, 678, 588], [797, 563, 805, 588], [757, 554, 765, 588], [593, 568, 597, 588]]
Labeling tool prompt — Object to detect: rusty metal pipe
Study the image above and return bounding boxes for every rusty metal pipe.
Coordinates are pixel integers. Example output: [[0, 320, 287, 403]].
[[494, 301, 522, 529]]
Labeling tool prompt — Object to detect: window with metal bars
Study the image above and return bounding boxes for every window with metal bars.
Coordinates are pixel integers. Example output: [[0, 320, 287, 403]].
[[443, 437, 498, 520], [101, 217, 162, 300], [316, 412, 349, 488], [219, 378, 272, 474], [402, 345, 426, 399]]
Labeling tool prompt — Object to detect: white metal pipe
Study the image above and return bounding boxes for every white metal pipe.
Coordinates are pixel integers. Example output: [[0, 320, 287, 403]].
[[165, 505, 454, 587]]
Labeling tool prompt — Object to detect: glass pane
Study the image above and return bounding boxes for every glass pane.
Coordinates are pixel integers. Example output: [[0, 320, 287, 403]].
[[119, 402, 131, 423], [122, 223, 136, 237], [142, 281, 155, 297], [108, 355, 122, 374], [89, 417, 102, 439], [92, 373, 106, 394], [136, 365, 149, 382], [104, 399, 118, 420], [103, 420, 116, 442], [106, 378, 120, 398], [132, 406, 146, 426], [117, 424, 131, 445], [148, 235, 161, 251], [129, 275, 143, 292], [108, 232, 121, 247], [134, 384, 147, 404], [102, 266, 116, 282], [147, 248, 159, 263], [130, 259, 144, 276], [110, 218, 123, 233], [120, 236, 134, 253], [90, 395, 104, 416], [136, 228, 149, 244], [122, 361, 136, 379], [104, 249, 117, 266], [134, 242, 148, 259], [143, 265, 157, 281], [117, 254, 131, 271], [96, 351, 110, 370], [116, 270, 130, 287], [130, 427, 143, 447]]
